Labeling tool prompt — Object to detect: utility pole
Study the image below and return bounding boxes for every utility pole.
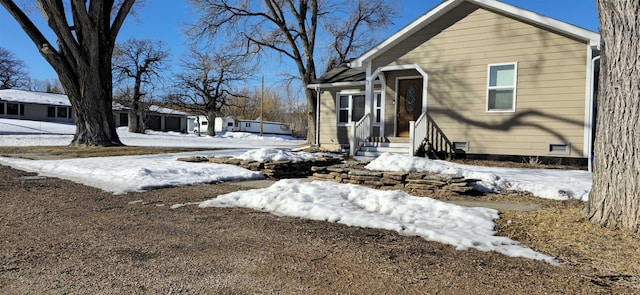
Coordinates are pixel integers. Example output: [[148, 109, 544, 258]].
[[260, 75, 264, 137]]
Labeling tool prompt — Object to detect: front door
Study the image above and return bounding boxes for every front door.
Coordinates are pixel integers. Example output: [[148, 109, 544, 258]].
[[397, 78, 423, 137]]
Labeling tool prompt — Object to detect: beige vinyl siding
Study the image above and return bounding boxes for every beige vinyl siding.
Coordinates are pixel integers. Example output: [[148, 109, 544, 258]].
[[317, 86, 366, 151], [373, 3, 589, 158]]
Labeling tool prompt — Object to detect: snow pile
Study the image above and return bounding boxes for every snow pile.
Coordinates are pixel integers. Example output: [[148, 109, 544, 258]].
[[0, 153, 263, 194], [199, 179, 558, 264], [234, 148, 341, 163], [215, 131, 298, 141], [365, 153, 591, 201]]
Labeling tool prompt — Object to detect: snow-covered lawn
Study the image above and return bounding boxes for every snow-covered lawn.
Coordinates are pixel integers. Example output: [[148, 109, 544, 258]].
[[0, 118, 593, 263]]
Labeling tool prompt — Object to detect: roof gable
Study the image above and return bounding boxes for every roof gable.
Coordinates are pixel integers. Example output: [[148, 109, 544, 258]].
[[349, 0, 600, 68]]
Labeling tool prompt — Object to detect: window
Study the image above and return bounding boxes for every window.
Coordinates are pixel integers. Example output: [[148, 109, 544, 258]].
[[201, 121, 208, 126], [337, 92, 381, 124], [19, 104, 24, 116], [47, 106, 71, 118], [487, 63, 517, 112], [0, 103, 4, 115], [57, 107, 68, 118], [374, 93, 382, 123], [6, 103, 19, 115], [227, 122, 233, 127], [549, 143, 570, 155], [245, 123, 251, 127], [453, 141, 469, 152]]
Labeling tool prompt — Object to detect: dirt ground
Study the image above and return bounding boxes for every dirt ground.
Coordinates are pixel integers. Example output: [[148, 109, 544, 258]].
[[1, 162, 639, 294]]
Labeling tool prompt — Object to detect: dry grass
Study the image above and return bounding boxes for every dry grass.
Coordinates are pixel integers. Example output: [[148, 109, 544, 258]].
[[496, 204, 640, 286], [0, 146, 221, 159]]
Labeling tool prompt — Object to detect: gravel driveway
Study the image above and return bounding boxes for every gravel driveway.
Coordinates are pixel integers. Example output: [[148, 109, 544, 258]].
[[0, 164, 631, 294]]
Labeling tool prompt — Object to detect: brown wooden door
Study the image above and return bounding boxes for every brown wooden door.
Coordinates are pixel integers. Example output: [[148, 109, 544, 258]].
[[397, 78, 423, 137]]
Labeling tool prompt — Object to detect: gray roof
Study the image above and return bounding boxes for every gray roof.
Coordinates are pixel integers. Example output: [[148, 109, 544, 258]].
[[311, 65, 366, 84]]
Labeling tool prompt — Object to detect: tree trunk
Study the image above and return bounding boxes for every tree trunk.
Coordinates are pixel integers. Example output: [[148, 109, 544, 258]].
[[128, 109, 139, 133], [207, 112, 216, 136], [0, 0, 134, 147], [305, 88, 316, 144], [587, 0, 640, 232]]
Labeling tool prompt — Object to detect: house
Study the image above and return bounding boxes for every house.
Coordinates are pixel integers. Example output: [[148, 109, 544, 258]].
[[112, 103, 189, 132], [309, 0, 599, 168], [0, 89, 189, 132], [0, 89, 74, 123], [188, 115, 293, 136]]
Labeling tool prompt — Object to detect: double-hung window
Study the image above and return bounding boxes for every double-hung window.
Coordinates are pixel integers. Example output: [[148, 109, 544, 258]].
[[337, 92, 382, 125], [487, 63, 517, 112], [337, 93, 365, 124]]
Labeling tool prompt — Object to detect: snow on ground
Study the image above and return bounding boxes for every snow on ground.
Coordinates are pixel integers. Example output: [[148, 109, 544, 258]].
[[0, 152, 264, 194], [235, 148, 341, 162], [198, 179, 557, 263], [0, 118, 593, 262], [365, 153, 592, 201], [0, 118, 305, 148]]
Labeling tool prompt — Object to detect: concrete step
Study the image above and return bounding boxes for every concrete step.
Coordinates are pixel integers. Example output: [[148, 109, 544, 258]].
[[359, 146, 409, 153], [361, 142, 410, 148]]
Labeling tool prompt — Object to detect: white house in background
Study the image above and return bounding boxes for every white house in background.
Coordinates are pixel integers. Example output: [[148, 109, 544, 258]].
[[0, 89, 189, 132], [189, 115, 293, 135], [112, 103, 189, 132], [0, 89, 74, 123]]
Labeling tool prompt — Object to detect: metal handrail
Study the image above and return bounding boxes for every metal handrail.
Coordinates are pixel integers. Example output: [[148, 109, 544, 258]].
[[425, 114, 455, 159]]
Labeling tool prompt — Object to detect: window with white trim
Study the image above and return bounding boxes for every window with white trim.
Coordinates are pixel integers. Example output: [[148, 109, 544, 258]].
[[337, 92, 381, 124], [374, 93, 382, 124], [487, 63, 517, 112]]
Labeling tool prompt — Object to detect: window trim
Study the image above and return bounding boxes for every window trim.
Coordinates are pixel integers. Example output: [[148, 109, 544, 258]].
[[336, 91, 382, 126], [486, 62, 517, 113]]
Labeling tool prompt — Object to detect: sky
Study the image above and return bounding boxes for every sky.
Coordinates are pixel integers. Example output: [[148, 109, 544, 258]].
[[0, 117, 593, 263], [0, 0, 598, 89]]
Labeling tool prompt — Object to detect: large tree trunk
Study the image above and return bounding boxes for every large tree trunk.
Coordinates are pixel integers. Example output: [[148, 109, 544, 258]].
[[0, 0, 134, 147], [207, 112, 216, 136], [587, 0, 640, 232], [60, 59, 122, 147]]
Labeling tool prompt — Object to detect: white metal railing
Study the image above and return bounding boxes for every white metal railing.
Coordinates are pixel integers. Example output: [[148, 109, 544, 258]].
[[349, 113, 372, 156], [409, 112, 428, 155]]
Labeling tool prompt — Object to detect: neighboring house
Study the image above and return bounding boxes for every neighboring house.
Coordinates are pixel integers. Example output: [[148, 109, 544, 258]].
[[309, 0, 599, 168], [0, 89, 189, 132], [112, 103, 189, 132], [0, 89, 74, 123], [188, 115, 293, 136]]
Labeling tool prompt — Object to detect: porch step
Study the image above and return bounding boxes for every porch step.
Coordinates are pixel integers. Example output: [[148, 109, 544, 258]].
[[356, 140, 410, 158]]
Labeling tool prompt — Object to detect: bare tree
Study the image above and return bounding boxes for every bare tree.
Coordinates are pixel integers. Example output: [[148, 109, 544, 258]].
[[167, 46, 252, 136], [324, 0, 393, 71], [26, 78, 65, 94], [188, 0, 397, 143], [113, 38, 169, 133], [587, 0, 640, 233], [0, 46, 29, 89], [0, 0, 136, 146]]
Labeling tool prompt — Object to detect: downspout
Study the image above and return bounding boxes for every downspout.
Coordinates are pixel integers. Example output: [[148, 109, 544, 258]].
[[588, 55, 600, 173], [315, 86, 320, 146]]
